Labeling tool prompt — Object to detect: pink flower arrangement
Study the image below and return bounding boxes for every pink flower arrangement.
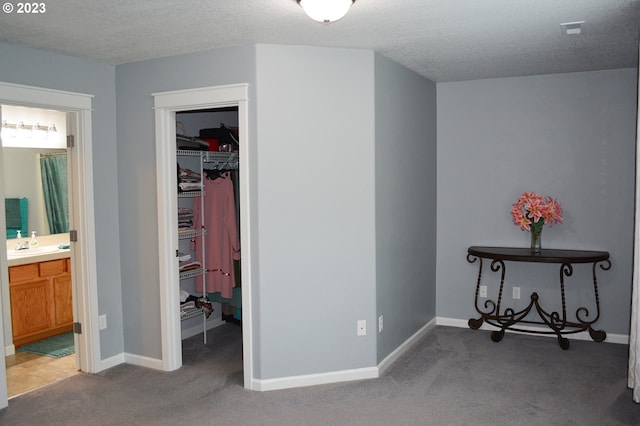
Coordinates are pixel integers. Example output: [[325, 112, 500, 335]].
[[511, 192, 563, 232]]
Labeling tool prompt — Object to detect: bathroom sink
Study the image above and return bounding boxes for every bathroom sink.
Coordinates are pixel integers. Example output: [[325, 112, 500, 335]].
[[7, 245, 62, 258]]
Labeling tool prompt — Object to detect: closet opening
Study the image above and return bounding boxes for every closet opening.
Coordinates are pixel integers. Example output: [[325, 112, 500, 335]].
[[153, 83, 253, 389], [176, 107, 242, 344]]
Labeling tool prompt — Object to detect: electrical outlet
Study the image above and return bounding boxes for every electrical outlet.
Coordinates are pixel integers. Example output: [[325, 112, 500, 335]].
[[99, 314, 107, 330], [513, 286, 521, 299], [378, 315, 383, 333], [357, 320, 366, 336], [479, 285, 487, 298]]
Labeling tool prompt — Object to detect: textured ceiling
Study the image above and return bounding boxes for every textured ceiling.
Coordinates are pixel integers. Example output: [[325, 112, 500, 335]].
[[0, 0, 638, 82]]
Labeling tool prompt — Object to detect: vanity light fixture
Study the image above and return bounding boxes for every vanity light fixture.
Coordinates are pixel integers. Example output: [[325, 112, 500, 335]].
[[2, 120, 57, 136], [1, 120, 60, 147], [1, 105, 66, 148], [296, 0, 356, 23]]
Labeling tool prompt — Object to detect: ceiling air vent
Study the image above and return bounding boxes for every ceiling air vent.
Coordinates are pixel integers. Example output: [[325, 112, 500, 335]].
[[560, 21, 585, 35]]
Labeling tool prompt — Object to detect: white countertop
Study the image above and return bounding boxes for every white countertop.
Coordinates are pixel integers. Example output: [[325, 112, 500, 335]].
[[6, 233, 71, 267]]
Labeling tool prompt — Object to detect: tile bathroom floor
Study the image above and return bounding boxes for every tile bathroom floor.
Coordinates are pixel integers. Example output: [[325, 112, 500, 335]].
[[5, 351, 79, 398]]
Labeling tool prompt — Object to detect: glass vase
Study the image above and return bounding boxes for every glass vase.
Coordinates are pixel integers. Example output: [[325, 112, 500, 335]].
[[530, 228, 542, 253]]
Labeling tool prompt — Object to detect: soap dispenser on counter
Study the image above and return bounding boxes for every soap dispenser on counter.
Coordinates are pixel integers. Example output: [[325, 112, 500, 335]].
[[29, 231, 38, 248], [15, 230, 23, 250]]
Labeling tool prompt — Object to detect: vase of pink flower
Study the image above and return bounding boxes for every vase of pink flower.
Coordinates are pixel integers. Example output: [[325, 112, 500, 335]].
[[511, 192, 563, 253]]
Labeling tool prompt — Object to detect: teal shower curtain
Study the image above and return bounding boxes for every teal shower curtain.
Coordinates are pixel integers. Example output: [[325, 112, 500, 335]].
[[40, 154, 69, 234]]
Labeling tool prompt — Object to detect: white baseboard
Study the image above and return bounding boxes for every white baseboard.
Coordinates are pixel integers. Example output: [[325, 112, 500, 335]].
[[85, 318, 226, 374], [123, 352, 163, 370], [4, 344, 15, 356], [95, 317, 436, 391], [436, 317, 630, 345], [252, 317, 440, 392], [96, 352, 125, 372], [377, 317, 437, 375], [252, 366, 379, 392], [121, 315, 230, 371]]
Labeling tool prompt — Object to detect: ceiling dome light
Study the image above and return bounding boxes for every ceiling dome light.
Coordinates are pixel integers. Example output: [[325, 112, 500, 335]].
[[297, 0, 355, 23]]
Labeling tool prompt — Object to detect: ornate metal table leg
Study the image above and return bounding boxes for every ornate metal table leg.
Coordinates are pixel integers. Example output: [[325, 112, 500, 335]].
[[588, 327, 606, 342], [467, 254, 511, 343], [531, 292, 570, 350], [468, 317, 483, 330], [583, 259, 610, 343], [559, 263, 571, 325], [558, 336, 570, 350], [467, 254, 485, 329], [491, 329, 505, 342], [556, 264, 571, 349]]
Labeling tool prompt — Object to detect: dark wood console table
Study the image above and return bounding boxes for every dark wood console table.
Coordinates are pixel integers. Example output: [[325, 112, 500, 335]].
[[466, 246, 610, 349]]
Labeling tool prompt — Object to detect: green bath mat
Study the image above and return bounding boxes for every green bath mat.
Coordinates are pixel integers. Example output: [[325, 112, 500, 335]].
[[17, 332, 75, 359]]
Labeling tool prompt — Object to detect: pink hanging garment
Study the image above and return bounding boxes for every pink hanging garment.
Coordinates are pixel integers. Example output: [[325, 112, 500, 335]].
[[192, 173, 240, 299]]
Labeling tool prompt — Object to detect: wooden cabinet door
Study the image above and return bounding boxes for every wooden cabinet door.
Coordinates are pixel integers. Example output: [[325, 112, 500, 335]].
[[53, 274, 73, 326], [10, 279, 52, 338]]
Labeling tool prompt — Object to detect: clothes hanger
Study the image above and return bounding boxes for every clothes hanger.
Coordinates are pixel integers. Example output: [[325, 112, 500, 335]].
[[204, 168, 226, 180]]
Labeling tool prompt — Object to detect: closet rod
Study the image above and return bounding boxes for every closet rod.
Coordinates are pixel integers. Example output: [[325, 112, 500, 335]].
[[203, 151, 239, 171]]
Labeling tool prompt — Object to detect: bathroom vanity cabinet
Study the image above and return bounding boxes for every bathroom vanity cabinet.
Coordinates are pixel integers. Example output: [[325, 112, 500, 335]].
[[8, 258, 73, 347]]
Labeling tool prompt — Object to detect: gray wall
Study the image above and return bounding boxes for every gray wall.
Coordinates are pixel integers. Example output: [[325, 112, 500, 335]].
[[0, 42, 123, 359], [436, 69, 637, 336], [115, 46, 257, 360], [117, 44, 438, 379], [116, 44, 394, 379], [254, 45, 377, 378], [374, 54, 437, 362]]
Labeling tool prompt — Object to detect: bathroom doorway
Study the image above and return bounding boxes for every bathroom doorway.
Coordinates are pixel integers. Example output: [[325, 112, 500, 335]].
[[1, 105, 77, 397], [0, 82, 100, 407]]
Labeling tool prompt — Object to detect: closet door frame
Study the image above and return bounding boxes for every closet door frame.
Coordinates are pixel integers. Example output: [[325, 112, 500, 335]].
[[153, 84, 254, 388]]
